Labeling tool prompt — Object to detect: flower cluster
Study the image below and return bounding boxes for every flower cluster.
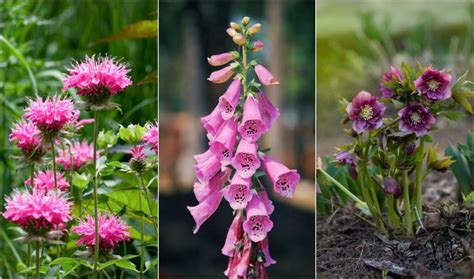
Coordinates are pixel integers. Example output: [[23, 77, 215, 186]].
[[25, 170, 70, 192], [188, 16, 300, 278], [56, 140, 99, 171]]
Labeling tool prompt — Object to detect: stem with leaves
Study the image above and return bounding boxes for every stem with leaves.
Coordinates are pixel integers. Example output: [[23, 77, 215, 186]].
[[414, 138, 424, 219], [92, 110, 100, 279]]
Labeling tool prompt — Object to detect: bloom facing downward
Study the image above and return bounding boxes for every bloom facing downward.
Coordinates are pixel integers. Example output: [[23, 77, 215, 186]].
[[9, 121, 43, 153], [207, 52, 236, 67], [415, 67, 451, 101], [209, 117, 238, 166], [398, 103, 436, 137], [347, 91, 386, 133], [257, 91, 280, 132], [193, 168, 231, 202], [223, 174, 252, 210], [24, 96, 76, 135], [72, 213, 130, 250], [243, 191, 274, 242], [25, 170, 69, 192], [187, 181, 224, 234], [207, 65, 234, 84], [255, 64, 279, 86], [380, 66, 402, 98], [221, 211, 244, 256], [201, 105, 225, 138], [193, 149, 222, 182], [218, 79, 241, 120], [238, 95, 266, 143], [2, 188, 71, 234], [334, 150, 359, 180], [261, 154, 300, 198], [56, 141, 99, 171], [231, 140, 261, 178]]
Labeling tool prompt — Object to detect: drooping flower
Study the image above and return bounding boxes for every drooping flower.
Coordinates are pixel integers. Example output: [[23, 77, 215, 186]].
[[142, 122, 158, 153], [256, 91, 280, 132], [221, 211, 244, 256], [383, 177, 401, 198], [251, 40, 264, 52], [193, 149, 221, 182], [346, 91, 386, 133], [259, 236, 277, 267], [25, 170, 69, 192], [414, 67, 452, 101], [201, 105, 225, 137], [208, 52, 237, 67], [225, 237, 252, 278], [207, 65, 234, 84], [2, 188, 72, 234], [9, 121, 43, 156], [56, 140, 99, 171], [398, 103, 436, 137], [209, 117, 238, 166], [380, 66, 402, 98], [72, 213, 130, 250], [243, 191, 273, 242], [193, 168, 231, 202], [255, 64, 279, 86], [238, 95, 266, 143], [223, 174, 252, 209], [187, 180, 224, 234], [261, 154, 300, 198], [231, 140, 261, 178], [334, 150, 359, 180], [217, 79, 241, 120]]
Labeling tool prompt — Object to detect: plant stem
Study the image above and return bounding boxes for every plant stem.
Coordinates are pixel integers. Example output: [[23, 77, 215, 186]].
[[138, 177, 144, 279], [414, 138, 424, 219], [51, 140, 57, 189], [241, 45, 249, 97], [402, 170, 413, 236], [92, 110, 100, 279], [35, 241, 40, 279], [140, 174, 157, 233]]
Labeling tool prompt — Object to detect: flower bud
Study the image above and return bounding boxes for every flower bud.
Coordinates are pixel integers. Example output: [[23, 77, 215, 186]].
[[242, 16, 250, 25], [232, 34, 247, 45], [384, 177, 401, 198], [247, 23, 261, 35], [251, 40, 264, 52], [226, 28, 238, 37], [230, 22, 240, 30], [405, 142, 416, 156]]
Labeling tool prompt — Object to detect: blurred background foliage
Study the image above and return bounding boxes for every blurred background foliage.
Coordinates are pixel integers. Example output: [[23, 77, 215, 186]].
[[0, 0, 157, 276], [159, 0, 315, 277]]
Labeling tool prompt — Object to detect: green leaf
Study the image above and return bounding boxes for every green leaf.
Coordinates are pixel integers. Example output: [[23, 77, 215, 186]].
[[115, 259, 139, 273], [72, 172, 91, 189], [49, 257, 81, 273], [445, 144, 472, 195], [97, 130, 118, 148], [97, 255, 138, 271], [119, 127, 133, 143], [439, 111, 466, 121]]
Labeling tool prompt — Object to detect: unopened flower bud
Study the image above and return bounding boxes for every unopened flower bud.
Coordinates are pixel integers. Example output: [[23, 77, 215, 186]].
[[384, 177, 401, 198], [242, 16, 250, 25], [251, 40, 264, 52], [247, 23, 261, 35], [233, 34, 247, 45], [226, 28, 238, 37], [230, 22, 240, 30]]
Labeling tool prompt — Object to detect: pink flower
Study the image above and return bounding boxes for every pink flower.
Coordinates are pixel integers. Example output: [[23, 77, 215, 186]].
[[130, 145, 145, 160], [9, 121, 43, 153], [209, 117, 238, 166], [221, 211, 244, 256], [347, 91, 386, 134], [25, 170, 69, 192], [193, 149, 221, 182], [414, 67, 452, 101], [238, 95, 266, 143], [187, 179, 224, 234], [193, 168, 230, 202], [251, 40, 264, 52], [207, 65, 234, 84], [142, 123, 158, 153], [257, 190, 274, 215], [225, 237, 252, 278], [23, 96, 76, 134], [259, 236, 277, 267], [243, 191, 273, 242], [72, 213, 130, 250], [262, 154, 300, 198], [223, 174, 252, 210], [2, 188, 72, 234], [255, 64, 279, 86], [56, 141, 99, 171], [217, 79, 241, 120], [201, 105, 225, 138], [231, 140, 261, 178], [256, 91, 280, 132], [63, 55, 132, 96], [207, 52, 236, 67]]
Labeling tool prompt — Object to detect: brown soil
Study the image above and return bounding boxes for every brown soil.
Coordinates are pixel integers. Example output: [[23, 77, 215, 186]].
[[317, 204, 474, 278]]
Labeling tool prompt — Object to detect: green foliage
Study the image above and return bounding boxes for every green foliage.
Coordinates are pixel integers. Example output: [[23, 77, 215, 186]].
[[119, 124, 146, 144], [445, 131, 474, 197]]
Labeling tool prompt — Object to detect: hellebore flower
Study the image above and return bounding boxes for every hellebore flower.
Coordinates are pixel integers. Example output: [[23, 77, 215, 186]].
[[72, 213, 130, 250], [193, 168, 231, 202], [398, 103, 436, 137], [415, 67, 452, 101], [334, 150, 359, 180], [187, 181, 224, 234], [223, 174, 252, 210], [243, 191, 274, 242], [208, 65, 234, 84], [261, 154, 300, 198], [405, 142, 416, 156], [201, 105, 225, 137], [347, 91, 386, 133], [380, 66, 402, 98], [221, 211, 244, 256], [257, 91, 280, 132], [208, 52, 237, 67], [25, 170, 69, 192], [142, 122, 158, 153], [238, 95, 266, 143], [231, 140, 261, 178], [193, 149, 221, 182], [383, 177, 401, 198], [210, 117, 238, 166], [3, 188, 72, 234], [9, 121, 44, 160], [217, 79, 241, 120], [56, 141, 99, 171], [255, 64, 279, 86]]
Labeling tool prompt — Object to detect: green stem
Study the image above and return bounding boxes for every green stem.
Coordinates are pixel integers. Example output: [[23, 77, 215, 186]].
[[241, 45, 249, 97], [35, 241, 40, 279], [51, 141, 57, 190], [387, 194, 400, 228], [140, 174, 157, 233], [92, 110, 100, 279], [414, 139, 424, 218], [138, 178, 144, 279], [402, 170, 413, 236]]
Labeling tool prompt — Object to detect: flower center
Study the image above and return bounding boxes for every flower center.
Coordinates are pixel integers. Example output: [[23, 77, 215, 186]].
[[410, 112, 421, 124], [427, 79, 439, 91], [359, 105, 374, 120]]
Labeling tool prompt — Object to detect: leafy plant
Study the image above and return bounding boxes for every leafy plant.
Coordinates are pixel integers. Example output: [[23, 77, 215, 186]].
[[445, 131, 474, 197]]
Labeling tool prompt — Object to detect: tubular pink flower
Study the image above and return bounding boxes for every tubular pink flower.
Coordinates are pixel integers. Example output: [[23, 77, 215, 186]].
[[251, 40, 264, 52], [193, 168, 231, 202], [225, 237, 252, 278], [2, 188, 72, 234], [255, 64, 279, 86], [256, 91, 280, 132], [243, 191, 273, 242], [209, 117, 238, 166], [9, 121, 42, 153], [238, 95, 266, 143], [261, 154, 300, 198], [187, 182, 224, 234], [231, 140, 261, 178], [201, 105, 225, 137], [221, 211, 244, 257], [207, 65, 234, 84], [207, 52, 236, 67], [72, 213, 130, 250], [223, 174, 252, 210], [259, 236, 277, 267], [193, 149, 222, 182], [257, 190, 274, 215], [218, 79, 241, 120], [142, 123, 158, 153], [63, 55, 132, 96], [56, 140, 99, 171], [23, 96, 76, 133], [25, 170, 69, 192]]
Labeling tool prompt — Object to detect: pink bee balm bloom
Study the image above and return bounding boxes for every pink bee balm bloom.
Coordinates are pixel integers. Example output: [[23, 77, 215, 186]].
[[223, 174, 252, 210], [257, 91, 280, 132], [193, 168, 231, 202], [56, 141, 99, 171], [201, 105, 225, 138], [231, 140, 261, 178], [207, 52, 236, 66], [63, 55, 132, 96], [9, 121, 42, 153], [130, 145, 145, 160], [142, 122, 158, 153], [72, 213, 130, 250], [221, 211, 244, 256], [193, 149, 221, 182], [209, 117, 238, 166], [238, 95, 266, 143], [187, 182, 224, 234], [218, 79, 241, 120], [25, 170, 69, 192], [23, 96, 76, 134], [261, 154, 300, 198], [2, 188, 72, 234], [255, 64, 279, 86], [207, 65, 234, 84], [243, 191, 274, 242]]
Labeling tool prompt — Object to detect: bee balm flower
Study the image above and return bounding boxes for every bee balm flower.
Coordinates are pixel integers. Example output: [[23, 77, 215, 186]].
[[347, 91, 386, 133], [25, 170, 69, 192], [56, 141, 99, 171], [142, 122, 158, 153], [9, 121, 44, 159], [414, 67, 451, 101], [398, 103, 436, 137]]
